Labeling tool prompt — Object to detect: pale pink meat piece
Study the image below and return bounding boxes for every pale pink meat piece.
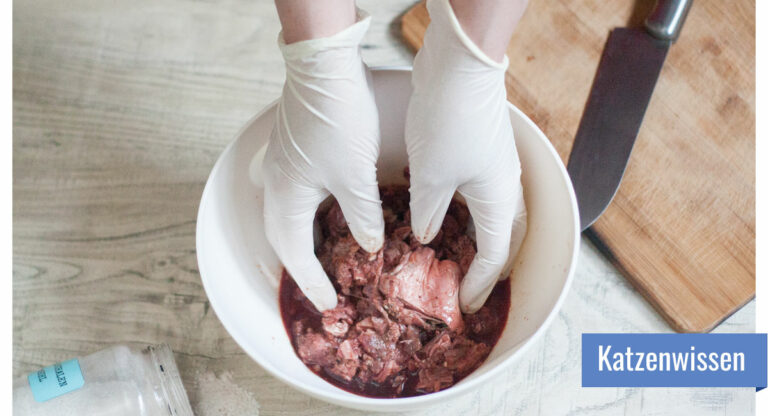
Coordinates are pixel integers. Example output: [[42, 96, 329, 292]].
[[379, 247, 464, 331]]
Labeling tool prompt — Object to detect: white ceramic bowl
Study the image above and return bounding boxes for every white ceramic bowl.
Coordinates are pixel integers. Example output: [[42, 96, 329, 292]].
[[196, 68, 579, 412]]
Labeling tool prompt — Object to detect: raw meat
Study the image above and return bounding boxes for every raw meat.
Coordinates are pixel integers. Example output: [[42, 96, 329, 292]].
[[378, 247, 464, 331], [279, 185, 510, 398]]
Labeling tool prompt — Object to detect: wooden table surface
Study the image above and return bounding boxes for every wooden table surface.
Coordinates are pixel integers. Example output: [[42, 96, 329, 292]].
[[13, 1, 755, 415]]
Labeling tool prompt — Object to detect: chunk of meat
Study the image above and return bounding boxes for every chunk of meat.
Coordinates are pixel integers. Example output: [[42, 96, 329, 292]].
[[330, 338, 361, 381], [338, 338, 362, 361], [358, 329, 392, 358], [446, 201, 470, 233], [391, 226, 412, 242], [321, 234, 383, 293], [354, 316, 388, 335], [379, 247, 464, 331], [357, 353, 384, 381], [443, 337, 490, 374], [416, 366, 454, 393], [390, 374, 407, 395], [329, 360, 358, 382], [354, 322, 408, 383], [321, 295, 357, 337], [450, 235, 476, 276], [356, 352, 406, 383], [383, 239, 411, 271], [398, 325, 423, 356], [465, 306, 498, 337], [412, 332, 488, 392], [441, 214, 460, 239], [375, 358, 403, 383], [354, 297, 382, 318], [323, 202, 349, 236], [420, 330, 452, 363], [382, 298, 435, 330], [295, 328, 337, 368]]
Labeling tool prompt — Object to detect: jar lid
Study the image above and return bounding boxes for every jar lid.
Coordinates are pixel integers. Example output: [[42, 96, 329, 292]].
[[147, 344, 194, 416]]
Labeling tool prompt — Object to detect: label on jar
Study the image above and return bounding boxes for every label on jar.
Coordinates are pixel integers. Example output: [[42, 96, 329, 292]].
[[28, 358, 85, 402]]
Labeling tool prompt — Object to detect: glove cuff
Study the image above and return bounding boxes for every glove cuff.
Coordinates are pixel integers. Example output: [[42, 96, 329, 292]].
[[277, 9, 371, 61], [426, 0, 509, 71]]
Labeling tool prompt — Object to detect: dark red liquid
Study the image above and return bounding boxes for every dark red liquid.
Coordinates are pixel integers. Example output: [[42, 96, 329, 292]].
[[279, 271, 511, 398]]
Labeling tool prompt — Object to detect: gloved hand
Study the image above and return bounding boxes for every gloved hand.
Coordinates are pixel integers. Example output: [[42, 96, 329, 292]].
[[262, 11, 384, 312], [406, 0, 527, 313]]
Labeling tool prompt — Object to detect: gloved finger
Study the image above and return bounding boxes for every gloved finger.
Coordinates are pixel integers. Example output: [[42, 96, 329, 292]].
[[409, 175, 456, 244], [457, 176, 523, 313], [330, 180, 385, 253], [500, 187, 527, 280], [263, 164, 337, 312]]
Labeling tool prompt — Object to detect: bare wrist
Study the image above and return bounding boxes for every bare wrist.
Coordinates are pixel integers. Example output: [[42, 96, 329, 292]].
[[449, 0, 528, 63], [276, 0, 357, 44]]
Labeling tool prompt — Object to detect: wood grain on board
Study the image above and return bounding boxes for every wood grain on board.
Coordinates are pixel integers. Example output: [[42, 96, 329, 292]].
[[402, 0, 755, 333]]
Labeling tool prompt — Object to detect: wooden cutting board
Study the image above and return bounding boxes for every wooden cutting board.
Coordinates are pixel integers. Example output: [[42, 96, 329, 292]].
[[401, 1, 755, 333]]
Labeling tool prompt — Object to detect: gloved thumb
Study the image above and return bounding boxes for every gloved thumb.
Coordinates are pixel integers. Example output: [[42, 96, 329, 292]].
[[458, 177, 523, 313], [500, 188, 527, 280], [262, 159, 338, 311]]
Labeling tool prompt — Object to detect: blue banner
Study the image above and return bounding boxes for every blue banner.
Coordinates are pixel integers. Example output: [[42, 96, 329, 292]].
[[582, 333, 767, 389]]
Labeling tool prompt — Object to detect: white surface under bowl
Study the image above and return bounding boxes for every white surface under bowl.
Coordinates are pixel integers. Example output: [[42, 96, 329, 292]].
[[196, 68, 579, 412]]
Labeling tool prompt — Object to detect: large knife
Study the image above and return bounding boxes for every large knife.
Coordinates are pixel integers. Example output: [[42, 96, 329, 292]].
[[566, 0, 692, 231]]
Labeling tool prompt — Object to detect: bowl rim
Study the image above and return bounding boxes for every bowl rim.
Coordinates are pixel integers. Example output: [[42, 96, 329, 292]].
[[196, 67, 580, 409]]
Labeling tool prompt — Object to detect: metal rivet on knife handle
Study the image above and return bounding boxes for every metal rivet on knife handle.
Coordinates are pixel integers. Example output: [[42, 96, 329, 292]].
[[645, 0, 693, 41]]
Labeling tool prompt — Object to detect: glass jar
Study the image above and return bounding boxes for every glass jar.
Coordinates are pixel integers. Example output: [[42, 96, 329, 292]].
[[13, 343, 194, 416]]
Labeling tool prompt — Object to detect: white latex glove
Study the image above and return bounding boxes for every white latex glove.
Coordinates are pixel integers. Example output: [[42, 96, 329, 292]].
[[262, 11, 384, 312], [406, 0, 527, 314]]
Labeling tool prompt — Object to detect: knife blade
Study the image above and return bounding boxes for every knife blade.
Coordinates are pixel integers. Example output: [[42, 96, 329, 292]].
[[566, 0, 692, 231]]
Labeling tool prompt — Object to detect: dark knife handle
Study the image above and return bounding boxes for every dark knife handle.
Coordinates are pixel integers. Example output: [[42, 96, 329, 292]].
[[645, 0, 693, 41]]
